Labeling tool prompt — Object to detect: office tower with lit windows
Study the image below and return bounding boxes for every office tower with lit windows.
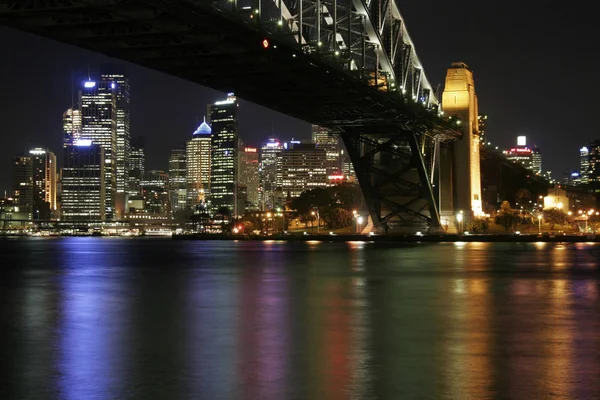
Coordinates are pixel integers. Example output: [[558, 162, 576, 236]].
[[79, 78, 117, 219], [503, 136, 542, 175], [187, 117, 212, 208], [129, 136, 145, 196], [209, 94, 239, 215], [101, 74, 131, 202], [280, 143, 328, 198], [588, 140, 600, 183], [29, 148, 57, 219], [61, 141, 105, 221], [168, 148, 187, 213], [12, 149, 57, 220], [239, 146, 260, 211], [311, 125, 340, 175], [259, 137, 283, 210], [531, 147, 542, 175], [63, 108, 82, 146], [12, 154, 34, 220]]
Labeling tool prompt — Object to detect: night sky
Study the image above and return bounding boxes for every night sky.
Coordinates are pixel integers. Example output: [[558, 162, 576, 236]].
[[1, 1, 598, 194]]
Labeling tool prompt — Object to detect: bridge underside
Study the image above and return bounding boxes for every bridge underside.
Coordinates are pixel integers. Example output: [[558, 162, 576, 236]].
[[0, 0, 460, 232]]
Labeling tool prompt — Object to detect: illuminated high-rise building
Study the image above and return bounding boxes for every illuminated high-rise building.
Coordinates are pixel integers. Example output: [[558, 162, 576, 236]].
[[580, 146, 590, 184], [311, 125, 340, 175], [259, 137, 283, 210], [503, 136, 542, 175], [61, 141, 105, 221], [101, 74, 131, 201], [239, 146, 260, 211], [168, 148, 187, 213], [209, 94, 239, 216], [29, 148, 57, 218], [186, 117, 212, 208], [79, 78, 117, 219], [12, 149, 57, 220], [281, 143, 328, 198]]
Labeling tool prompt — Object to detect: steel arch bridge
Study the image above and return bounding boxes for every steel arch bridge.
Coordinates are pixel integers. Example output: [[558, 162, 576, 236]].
[[0, 0, 462, 233]]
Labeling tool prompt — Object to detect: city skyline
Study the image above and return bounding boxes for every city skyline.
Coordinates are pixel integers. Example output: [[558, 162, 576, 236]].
[[1, 2, 599, 192]]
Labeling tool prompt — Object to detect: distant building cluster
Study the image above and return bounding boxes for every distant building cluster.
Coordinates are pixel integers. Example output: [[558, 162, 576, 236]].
[[4, 72, 357, 227]]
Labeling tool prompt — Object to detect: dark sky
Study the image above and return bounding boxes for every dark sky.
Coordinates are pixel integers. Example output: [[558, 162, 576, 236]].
[[1, 1, 598, 194]]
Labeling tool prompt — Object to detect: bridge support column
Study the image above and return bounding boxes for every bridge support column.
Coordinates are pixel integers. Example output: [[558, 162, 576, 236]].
[[441, 62, 483, 225]]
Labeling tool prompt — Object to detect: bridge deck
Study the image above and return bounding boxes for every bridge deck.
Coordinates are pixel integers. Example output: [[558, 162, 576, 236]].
[[0, 0, 459, 139]]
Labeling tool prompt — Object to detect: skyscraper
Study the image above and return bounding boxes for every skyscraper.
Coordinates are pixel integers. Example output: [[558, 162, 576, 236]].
[[129, 136, 145, 197], [12, 149, 57, 220], [239, 146, 260, 211], [580, 146, 590, 184], [101, 74, 131, 200], [61, 141, 105, 221], [259, 137, 283, 210], [311, 125, 340, 175], [168, 148, 187, 213], [209, 94, 239, 216], [29, 148, 57, 219], [186, 117, 212, 208], [79, 78, 117, 219]]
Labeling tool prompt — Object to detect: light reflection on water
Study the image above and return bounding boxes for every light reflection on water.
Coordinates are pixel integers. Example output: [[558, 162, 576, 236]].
[[1, 239, 600, 399]]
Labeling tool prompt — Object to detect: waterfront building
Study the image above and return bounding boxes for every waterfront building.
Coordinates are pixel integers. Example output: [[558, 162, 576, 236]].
[[209, 94, 239, 216], [140, 170, 170, 215], [186, 117, 212, 208], [61, 141, 105, 221], [11, 148, 57, 220]]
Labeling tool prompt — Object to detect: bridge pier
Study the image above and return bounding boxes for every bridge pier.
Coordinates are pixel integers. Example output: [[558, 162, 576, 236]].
[[441, 62, 483, 225]]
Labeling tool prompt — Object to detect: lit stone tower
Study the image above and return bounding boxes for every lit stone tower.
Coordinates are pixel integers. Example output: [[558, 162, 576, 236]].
[[441, 62, 483, 221]]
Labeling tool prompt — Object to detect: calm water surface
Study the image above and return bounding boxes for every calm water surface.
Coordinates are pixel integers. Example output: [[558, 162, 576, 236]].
[[1, 238, 600, 399]]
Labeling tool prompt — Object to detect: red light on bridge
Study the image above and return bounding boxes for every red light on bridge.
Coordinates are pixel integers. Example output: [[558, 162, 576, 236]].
[[262, 39, 270, 49]]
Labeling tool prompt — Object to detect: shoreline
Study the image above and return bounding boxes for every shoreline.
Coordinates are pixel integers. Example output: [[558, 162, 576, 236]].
[[171, 233, 600, 243]]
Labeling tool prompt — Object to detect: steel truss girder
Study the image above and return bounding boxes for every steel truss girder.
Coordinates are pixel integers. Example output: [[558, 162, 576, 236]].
[[341, 129, 440, 233], [216, 0, 439, 111]]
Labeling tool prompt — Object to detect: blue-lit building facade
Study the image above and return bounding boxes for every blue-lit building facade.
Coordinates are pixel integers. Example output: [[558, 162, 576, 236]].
[[209, 94, 239, 216]]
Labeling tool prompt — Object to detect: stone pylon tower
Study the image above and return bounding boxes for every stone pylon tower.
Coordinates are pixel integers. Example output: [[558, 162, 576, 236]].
[[441, 62, 482, 222]]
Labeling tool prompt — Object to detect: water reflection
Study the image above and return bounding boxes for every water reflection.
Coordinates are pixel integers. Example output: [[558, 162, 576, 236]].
[[57, 239, 130, 400], [1, 239, 600, 399]]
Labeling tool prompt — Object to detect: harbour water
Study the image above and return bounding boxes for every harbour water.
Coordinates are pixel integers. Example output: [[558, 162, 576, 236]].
[[1, 238, 600, 399]]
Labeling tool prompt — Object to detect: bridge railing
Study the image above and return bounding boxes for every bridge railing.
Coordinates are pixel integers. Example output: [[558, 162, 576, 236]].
[[212, 0, 440, 115]]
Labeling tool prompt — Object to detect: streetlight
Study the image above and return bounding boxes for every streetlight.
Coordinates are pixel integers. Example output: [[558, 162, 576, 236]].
[[456, 211, 463, 233], [357, 216, 364, 234], [537, 214, 542, 233], [311, 209, 320, 233]]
